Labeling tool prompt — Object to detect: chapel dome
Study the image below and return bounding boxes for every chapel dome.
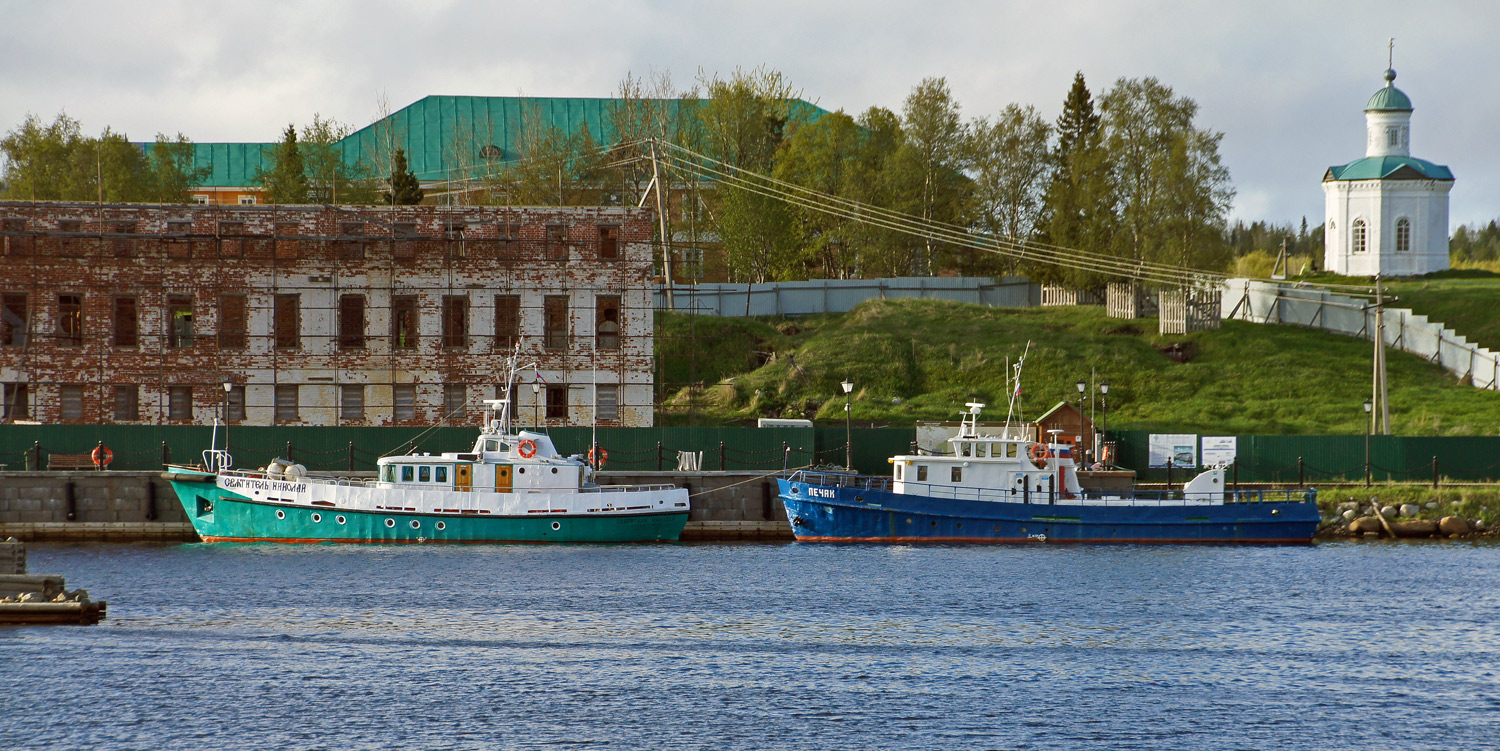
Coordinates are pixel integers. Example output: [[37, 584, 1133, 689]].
[[1366, 68, 1413, 112]]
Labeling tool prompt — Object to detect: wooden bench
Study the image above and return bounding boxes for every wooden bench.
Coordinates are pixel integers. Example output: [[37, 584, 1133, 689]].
[[47, 454, 99, 471]]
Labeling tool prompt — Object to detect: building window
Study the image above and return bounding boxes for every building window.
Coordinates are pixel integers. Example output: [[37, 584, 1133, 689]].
[[1352, 219, 1367, 254], [598, 226, 619, 260], [339, 295, 366, 349], [167, 294, 194, 348], [219, 294, 247, 350], [393, 222, 417, 260], [340, 223, 365, 260], [193, 194, 211, 205], [1396, 218, 1411, 252], [113, 385, 138, 422], [239, 195, 257, 205], [546, 385, 566, 420], [274, 222, 299, 260], [1, 383, 28, 421], [444, 383, 467, 420], [61, 385, 84, 420], [227, 385, 246, 422], [545, 224, 567, 259], [1, 218, 30, 256], [498, 222, 520, 259], [392, 295, 418, 349], [597, 385, 618, 422], [219, 222, 244, 257], [274, 294, 300, 350], [56, 294, 83, 346], [275, 384, 299, 422], [394, 384, 417, 421], [442, 296, 468, 349], [543, 295, 568, 350], [341, 384, 364, 422], [169, 385, 193, 420], [1388, 128, 1400, 147], [0, 292, 27, 347], [494, 295, 520, 350], [113, 297, 138, 348], [596, 296, 620, 350], [112, 222, 136, 258]]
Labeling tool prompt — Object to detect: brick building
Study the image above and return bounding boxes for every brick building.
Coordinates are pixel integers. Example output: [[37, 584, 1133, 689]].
[[0, 201, 656, 427]]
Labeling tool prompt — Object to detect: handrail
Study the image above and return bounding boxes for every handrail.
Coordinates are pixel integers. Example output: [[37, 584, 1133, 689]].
[[788, 470, 1315, 505]]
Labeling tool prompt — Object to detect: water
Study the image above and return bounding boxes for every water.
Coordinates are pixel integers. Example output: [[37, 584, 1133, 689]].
[[3, 541, 1499, 750]]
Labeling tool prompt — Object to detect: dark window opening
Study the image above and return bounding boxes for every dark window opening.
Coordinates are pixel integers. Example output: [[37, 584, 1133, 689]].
[[444, 383, 467, 419], [226, 385, 246, 422], [113, 385, 138, 422], [392, 295, 418, 349], [275, 384, 299, 423], [340, 222, 365, 260], [219, 295, 247, 350], [1, 383, 28, 421], [546, 385, 566, 420], [113, 297, 138, 348], [274, 294, 300, 350], [2, 218, 31, 256], [167, 294, 194, 348], [545, 224, 567, 259], [218, 222, 244, 257], [340, 384, 363, 422], [598, 226, 619, 259], [169, 385, 193, 420], [338, 295, 366, 349], [394, 384, 417, 421], [498, 222, 520, 259], [1, 292, 27, 347], [111, 222, 136, 258], [60, 385, 84, 420], [442, 296, 468, 349], [494, 295, 520, 350], [393, 222, 417, 259], [596, 296, 620, 350], [543, 295, 568, 350]]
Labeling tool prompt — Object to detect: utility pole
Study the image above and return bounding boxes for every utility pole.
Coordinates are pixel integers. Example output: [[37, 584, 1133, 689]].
[[649, 140, 674, 311], [1372, 275, 1390, 435]]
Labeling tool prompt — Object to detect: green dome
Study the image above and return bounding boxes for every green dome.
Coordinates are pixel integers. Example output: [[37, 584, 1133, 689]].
[[1366, 68, 1413, 111]]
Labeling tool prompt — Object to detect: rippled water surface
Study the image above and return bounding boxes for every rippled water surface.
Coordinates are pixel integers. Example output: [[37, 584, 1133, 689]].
[[4, 541, 1499, 750]]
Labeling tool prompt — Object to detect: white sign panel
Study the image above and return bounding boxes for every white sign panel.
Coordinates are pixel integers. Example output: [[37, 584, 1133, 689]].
[[1201, 436, 1238, 466], [1148, 433, 1197, 468]]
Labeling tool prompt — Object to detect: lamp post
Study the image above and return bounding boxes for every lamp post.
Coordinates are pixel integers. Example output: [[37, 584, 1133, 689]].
[[1099, 382, 1109, 468], [1075, 379, 1087, 463], [1363, 399, 1373, 487], [533, 382, 541, 430], [841, 378, 854, 470], [220, 379, 233, 468]]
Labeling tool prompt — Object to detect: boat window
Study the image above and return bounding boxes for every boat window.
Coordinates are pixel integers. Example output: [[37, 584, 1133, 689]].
[[401, 466, 413, 482], [381, 466, 393, 482], [419, 466, 431, 482], [979, 443, 990, 458], [952, 467, 962, 483], [894, 464, 903, 481], [436, 466, 448, 483], [485, 440, 499, 452], [959, 442, 971, 458], [1006, 443, 1017, 458], [916, 465, 928, 482]]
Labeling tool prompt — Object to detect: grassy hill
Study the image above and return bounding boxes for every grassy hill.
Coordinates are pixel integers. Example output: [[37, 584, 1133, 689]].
[[656, 298, 1500, 434], [1292, 269, 1500, 351]]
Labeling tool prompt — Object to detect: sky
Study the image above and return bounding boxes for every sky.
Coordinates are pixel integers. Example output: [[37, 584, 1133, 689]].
[[2, 0, 1497, 230]]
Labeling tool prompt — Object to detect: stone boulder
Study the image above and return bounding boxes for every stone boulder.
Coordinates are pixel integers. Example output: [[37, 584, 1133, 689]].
[[1348, 517, 1385, 534], [1399, 504, 1421, 518], [1389, 519, 1438, 538], [1341, 509, 1357, 521], [1380, 505, 1398, 518], [1438, 516, 1470, 537]]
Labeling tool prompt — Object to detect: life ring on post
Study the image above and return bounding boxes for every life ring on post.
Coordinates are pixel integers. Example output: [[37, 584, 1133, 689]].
[[517, 440, 537, 459], [1027, 443, 1049, 469], [92, 445, 113, 468], [587, 447, 608, 468]]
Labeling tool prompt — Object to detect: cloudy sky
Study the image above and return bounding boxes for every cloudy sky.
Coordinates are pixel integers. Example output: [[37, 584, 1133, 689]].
[[2, 0, 1497, 229]]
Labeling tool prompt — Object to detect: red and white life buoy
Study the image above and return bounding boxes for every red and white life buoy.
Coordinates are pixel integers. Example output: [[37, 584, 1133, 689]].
[[517, 439, 537, 459], [92, 445, 113, 468], [587, 447, 608, 468], [1027, 443, 1049, 469]]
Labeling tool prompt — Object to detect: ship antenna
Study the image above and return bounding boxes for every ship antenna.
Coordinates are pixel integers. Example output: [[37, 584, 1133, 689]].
[[1003, 341, 1031, 439]]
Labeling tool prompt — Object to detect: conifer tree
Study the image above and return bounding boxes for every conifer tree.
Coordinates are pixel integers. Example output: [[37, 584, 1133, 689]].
[[257, 124, 309, 204], [386, 148, 424, 205], [1039, 72, 1116, 288]]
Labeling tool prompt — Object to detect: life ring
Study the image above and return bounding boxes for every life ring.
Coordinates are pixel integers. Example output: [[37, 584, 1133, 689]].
[[92, 445, 113, 468], [587, 447, 608, 468], [1027, 443, 1049, 469], [517, 439, 537, 459]]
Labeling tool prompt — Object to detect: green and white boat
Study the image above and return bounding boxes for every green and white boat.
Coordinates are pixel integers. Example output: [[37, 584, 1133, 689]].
[[163, 363, 689, 544]]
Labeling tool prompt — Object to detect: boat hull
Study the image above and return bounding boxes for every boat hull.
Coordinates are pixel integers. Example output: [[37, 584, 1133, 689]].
[[778, 478, 1319, 544], [168, 474, 688, 544]]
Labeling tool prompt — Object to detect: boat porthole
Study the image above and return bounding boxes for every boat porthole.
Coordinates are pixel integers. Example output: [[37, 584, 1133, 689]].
[[336, 515, 346, 525], [435, 521, 446, 531], [311, 513, 322, 523], [385, 518, 395, 528], [410, 520, 421, 529], [931, 520, 938, 527], [993, 525, 1000, 532], [905, 518, 912, 525], [955, 523, 962, 530], [551, 467, 558, 474], [551, 521, 561, 531], [276, 510, 286, 520]]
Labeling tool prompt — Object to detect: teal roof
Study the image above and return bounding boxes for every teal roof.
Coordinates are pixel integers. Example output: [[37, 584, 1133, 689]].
[[179, 95, 830, 188], [1324, 156, 1453, 182], [1366, 85, 1413, 112]]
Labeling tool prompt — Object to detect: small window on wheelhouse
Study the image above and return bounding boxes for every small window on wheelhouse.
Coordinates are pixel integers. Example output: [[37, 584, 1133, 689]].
[[381, 466, 394, 482], [419, 466, 431, 482], [959, 442, 971, 458], [485, 440, 499, 452], [436, 466, 448, 483], [952, 467, 962, 483], [916, 465, 928, 482], [894, 464, 903, 481], [1006, 443, 1017, 458], [401, 466, 413, 482]]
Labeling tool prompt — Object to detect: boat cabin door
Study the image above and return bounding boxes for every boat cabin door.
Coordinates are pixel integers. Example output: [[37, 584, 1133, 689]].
[[456, 464, 472, 492], [495, 464, 513, 493]]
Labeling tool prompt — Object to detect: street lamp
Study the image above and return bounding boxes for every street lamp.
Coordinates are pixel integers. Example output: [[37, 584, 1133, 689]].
[[1363, 399, 1373, 487], [1075, 380, 1087, 463], [1099, 382, 1109, 468], [220, 379, 233, 469], [841, 378, 854, 470], [532, 382, 541, 430]]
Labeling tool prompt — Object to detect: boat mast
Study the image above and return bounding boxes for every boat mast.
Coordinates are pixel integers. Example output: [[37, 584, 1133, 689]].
[[1003, 341, 1031, 439]]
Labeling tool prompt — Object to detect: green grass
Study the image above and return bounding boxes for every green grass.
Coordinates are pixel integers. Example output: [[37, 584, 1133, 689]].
[[1288, 269, 1500, 351], [656, 298, 1500, 434]]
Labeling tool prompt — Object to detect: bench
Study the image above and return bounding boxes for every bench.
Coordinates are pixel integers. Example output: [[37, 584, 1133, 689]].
[[47, 454, 100, 471]]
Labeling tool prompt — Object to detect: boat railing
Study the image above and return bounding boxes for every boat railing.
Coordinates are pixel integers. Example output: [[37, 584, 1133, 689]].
[[789, 471, 1315, 505]]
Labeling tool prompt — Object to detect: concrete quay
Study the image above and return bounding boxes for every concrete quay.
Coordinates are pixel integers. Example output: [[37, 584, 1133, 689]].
[[0, 470, 793, 542]]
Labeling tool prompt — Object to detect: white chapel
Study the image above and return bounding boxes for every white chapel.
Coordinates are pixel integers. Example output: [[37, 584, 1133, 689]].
[[1322, 67, 1454, 276]]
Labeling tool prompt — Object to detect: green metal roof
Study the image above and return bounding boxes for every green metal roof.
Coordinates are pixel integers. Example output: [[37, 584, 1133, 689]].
[[182, 95, 830, 188], [1366, 85, 1413, 112], [1323, 156, 1453, 182]]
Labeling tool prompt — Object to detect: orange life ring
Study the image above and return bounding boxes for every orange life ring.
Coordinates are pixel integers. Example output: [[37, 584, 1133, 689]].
[[587, 447, 608, 468], [1027, 443, 1049, 469], [92, 445, 113, 468], [517, 440, 537, 459]]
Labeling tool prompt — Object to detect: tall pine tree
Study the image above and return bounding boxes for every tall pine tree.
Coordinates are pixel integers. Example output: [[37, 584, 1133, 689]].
[[1039, 72, 1116, 288], [258, 124, 309, 204], [386, 148, 424, 205]]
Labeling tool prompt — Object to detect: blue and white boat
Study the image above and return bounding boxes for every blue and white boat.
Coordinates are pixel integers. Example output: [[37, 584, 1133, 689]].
[[779, 400, 1319, 545]]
